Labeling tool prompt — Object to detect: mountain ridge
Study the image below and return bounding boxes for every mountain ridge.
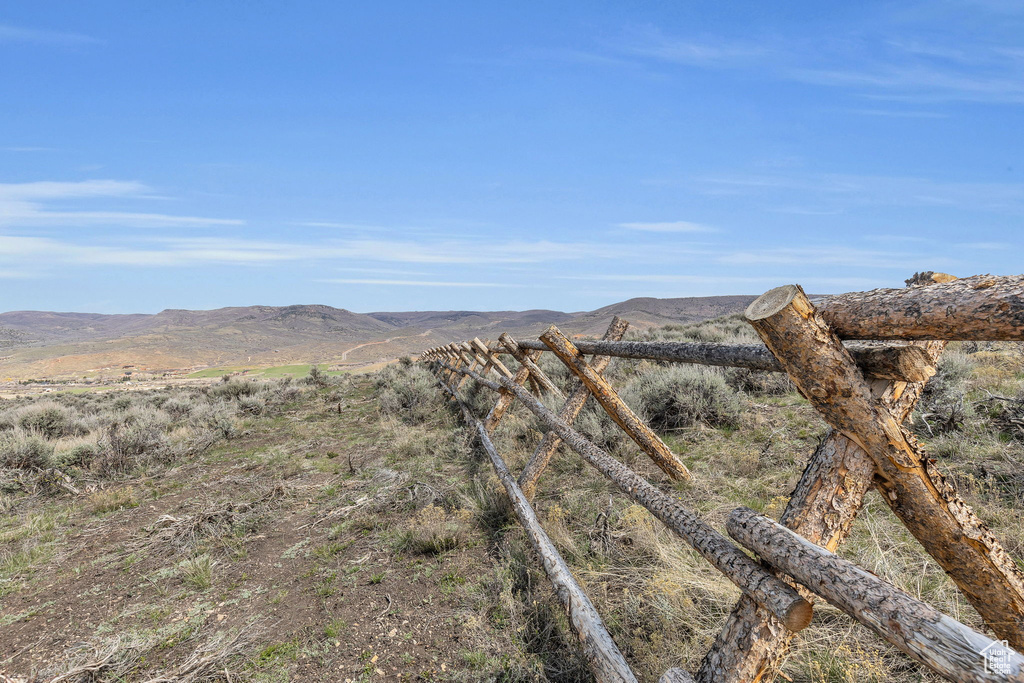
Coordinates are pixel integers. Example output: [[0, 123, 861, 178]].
[[0, 295, 756, 379]]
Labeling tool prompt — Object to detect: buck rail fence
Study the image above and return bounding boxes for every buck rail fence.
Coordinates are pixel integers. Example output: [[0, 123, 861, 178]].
[[418, 273, 1024, 683]]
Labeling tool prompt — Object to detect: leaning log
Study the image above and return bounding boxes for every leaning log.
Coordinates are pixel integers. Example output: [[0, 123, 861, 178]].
[[515, 339, 935, 383], [434, 373, 639, 683], [484, 349, 541, 433], [499, 332, 565, 398], [698, 340, 946, 682], [746, 284, 1024, 648], [728, 507, 1024, 683], [472, 338, 515, 379], [658, 669, 696, 683], [539, 326, 691, 481], [817, 273, 1024, 341], [518, 317, 629, 500], [436, 360, 813, 632]]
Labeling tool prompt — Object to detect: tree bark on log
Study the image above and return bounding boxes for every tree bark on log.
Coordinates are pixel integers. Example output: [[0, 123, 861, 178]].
[[697, 341, 946, 683], [472, 338, 515, 379], [518, 316, 629, 500], [817, 274, 1024, 341], [515, 339, 935, 383], [658, 669, 696, 683], [484, 349, 541, 433], [434, 373, 639, 683], [438, 360, 813, 632], [728, 507, 1024, 683], [539, 325, 691, 481], [500, 332, 566, 398], [746, 285, 1024, 649]]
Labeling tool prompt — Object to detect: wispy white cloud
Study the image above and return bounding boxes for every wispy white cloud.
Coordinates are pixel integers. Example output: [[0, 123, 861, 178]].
[[618, 220, 718, 233], [318, 279, 522, 288], [0, 179, 244, 228], [690, 172, 1024, 214], [0, 24, 99, 46], [958, 241, 1008, 249], [612, 17, 1024, 104], [717, 246, 954, 270], [846, 108, 949, 118], [620, 27, 769, 66]]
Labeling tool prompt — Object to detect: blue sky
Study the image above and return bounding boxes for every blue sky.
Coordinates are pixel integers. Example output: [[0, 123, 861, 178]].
[[1, 1, 1022, 314]]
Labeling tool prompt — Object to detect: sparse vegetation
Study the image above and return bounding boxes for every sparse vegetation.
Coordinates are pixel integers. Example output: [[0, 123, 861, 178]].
[[1, 319, 1021, 682]]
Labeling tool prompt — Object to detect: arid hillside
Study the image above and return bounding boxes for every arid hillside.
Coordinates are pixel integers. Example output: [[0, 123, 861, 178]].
[[0, 296, 755, 380]]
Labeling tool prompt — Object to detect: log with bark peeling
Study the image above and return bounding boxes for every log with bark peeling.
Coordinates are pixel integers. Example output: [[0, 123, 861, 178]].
[[728, 507, 1024, 683], [745, 284, 1024, 649], [484, 348, 541, 433], [697, 340, 947, 683], [499, 332, 565, 398], [433, 372, 639, 683], [518, 316, 629, 500], [434, 359, 813, 631], [540, 325, 691, 481], [817, 273, 1024, 341]]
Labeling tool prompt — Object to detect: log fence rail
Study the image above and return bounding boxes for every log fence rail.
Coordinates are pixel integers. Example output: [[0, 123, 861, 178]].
[[416, 272, 1024, 683]]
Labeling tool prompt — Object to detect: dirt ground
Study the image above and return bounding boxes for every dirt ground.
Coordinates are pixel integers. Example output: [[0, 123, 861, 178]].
[[0, 379, 535, 682]]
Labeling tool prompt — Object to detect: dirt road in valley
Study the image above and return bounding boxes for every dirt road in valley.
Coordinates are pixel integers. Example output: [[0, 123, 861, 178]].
[[340, 329, 433, 361]]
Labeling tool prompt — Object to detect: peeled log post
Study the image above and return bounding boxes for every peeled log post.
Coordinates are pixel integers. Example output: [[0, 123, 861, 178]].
[[433, 373, 639, 683], [500, 332, 566, 398], [484, 349, 541, 433], [515, 339, 935, 383], [540, 326, 691, 481], [697, 341, 946, 683], [817, 274, 1024, 341], [519, 316, 629, 500], [472, 338, 515, 379], [437, 359, 813, 631], [728, 507, 1024, 683], [746, 285, 1024, 648]]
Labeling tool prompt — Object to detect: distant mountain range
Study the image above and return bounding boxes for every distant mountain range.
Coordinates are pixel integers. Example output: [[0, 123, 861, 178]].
[[0, 295, 756, 380]]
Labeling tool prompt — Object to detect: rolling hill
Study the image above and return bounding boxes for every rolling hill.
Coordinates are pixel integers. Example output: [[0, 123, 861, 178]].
[[0, 295, 756, 380]]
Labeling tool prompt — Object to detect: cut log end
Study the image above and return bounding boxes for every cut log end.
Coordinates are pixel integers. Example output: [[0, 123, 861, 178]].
[[784, 599, 814, 632], [746, 285, 802, 321]]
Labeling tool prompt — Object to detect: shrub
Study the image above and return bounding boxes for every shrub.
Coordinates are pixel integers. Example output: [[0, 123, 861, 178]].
[[58, 441, 100, 469], [95, 409, 170, 473], [0, 429, 55, 469], [162, 396, 195, 420], [208, 380, 258, 401], [238, 395, 266, 415], [187, 402, 239, 440], [916, 352, 977, 435], [725, 368, 794, 396], [305, 365, 330, 388], [14, 402, 87, 439], [622, 365, 743, 430], [375, 364, 446, 425]]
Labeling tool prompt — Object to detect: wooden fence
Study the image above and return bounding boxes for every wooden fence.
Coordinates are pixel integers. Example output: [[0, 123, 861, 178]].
[[418, 273, 1024, 683]]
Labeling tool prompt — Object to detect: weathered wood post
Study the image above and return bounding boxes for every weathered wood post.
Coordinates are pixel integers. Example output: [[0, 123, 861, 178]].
[[519, 316, 629, 500], [728, 506, 1024, 683], [439, 359, 813, 632], [500, 332, 565, 398], [483, 348, 542, 433], [435, 373, 639, 683], [540, 325, 691, 481], [745, 283, 1024, 649]]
